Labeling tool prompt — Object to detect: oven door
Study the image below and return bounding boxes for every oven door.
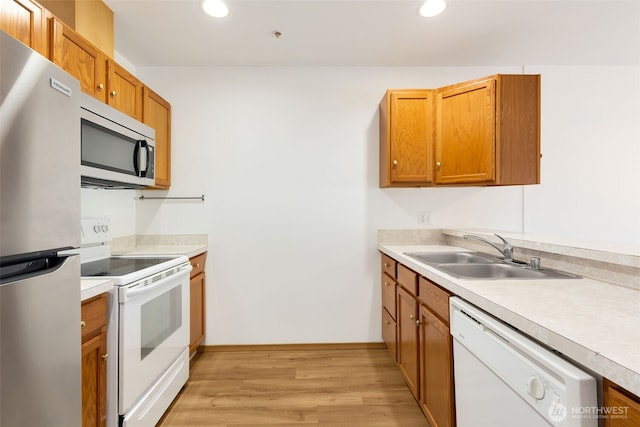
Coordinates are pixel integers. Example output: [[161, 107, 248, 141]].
[[118, 263, 191, 414]]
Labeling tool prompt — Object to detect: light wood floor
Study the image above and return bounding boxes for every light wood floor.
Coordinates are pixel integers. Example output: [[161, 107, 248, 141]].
[[158, 346, 430, 426]]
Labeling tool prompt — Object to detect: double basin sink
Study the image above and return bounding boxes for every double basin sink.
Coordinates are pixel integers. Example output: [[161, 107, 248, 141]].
[[404, 251, 579, 280]]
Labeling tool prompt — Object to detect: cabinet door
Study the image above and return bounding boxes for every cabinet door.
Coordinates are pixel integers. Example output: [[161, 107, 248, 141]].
[[82, 331, 107, 427], [380, 90, 435, 186], [603, 379, 640, 427], [0, 0, 46, 55], [382, 308, 397, 363], [435, 77, 496, 184], [107, 60, 143, 121], [397, 286, 419, 399], [419, 305, 455, 427], [143, 86, 171, 188], [50, 17, 107, 102], [189, 271, 206, 354]]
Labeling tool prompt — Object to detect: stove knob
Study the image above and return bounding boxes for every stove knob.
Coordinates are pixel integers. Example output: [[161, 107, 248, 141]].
[[93, 225, 100, 233], [101, 225, 109, 232], [527, 376, 545, 400]]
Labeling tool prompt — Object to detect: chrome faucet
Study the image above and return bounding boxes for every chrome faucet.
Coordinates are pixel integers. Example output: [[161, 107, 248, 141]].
[[463, 233, 514, 262]]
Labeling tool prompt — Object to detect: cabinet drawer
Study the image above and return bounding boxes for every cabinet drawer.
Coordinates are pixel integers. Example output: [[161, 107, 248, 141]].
[[382, 308, 397, 363], [419, 276, 451, 324], [397, 264, 418, 297], [81, 293, 107, 342], [381, 254, 397, 279], [189, 252, 207, 278], [381, 273, 396, 320]]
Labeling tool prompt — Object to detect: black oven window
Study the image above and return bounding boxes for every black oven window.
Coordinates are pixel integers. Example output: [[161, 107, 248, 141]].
[[140, 286, 182, 360]]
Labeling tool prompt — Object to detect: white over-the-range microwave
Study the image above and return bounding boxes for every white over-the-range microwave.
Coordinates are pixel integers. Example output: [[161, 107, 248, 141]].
[[80, 93, 156, 189]]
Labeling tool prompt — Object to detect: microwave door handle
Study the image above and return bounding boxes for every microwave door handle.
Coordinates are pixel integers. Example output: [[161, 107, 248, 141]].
[[133, 140, 141, 176], [133, 140, 149, 177], [140, 141, 150, 177]]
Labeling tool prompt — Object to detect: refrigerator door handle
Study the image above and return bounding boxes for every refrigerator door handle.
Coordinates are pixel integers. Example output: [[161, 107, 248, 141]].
[[57, 248, 80, 257], [0, 254, 74, 285]]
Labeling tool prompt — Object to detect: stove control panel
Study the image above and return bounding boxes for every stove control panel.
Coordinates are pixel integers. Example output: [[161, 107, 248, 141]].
[[81, 218, 112, 246]]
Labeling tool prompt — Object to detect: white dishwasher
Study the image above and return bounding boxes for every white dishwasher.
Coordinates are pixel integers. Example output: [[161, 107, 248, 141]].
[[450, 297, 598, 427]]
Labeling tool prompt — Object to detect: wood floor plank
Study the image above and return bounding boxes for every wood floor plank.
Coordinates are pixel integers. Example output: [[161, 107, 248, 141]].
[[158, 348, 429, 426]]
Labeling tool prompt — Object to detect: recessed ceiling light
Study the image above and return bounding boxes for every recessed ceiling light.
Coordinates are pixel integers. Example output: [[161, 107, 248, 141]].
[[202, 0, 229, 18], [419, 0, 447, 18]]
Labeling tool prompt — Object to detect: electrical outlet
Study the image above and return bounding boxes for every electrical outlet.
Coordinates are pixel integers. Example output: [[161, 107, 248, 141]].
[[418, 211, 431, 225]]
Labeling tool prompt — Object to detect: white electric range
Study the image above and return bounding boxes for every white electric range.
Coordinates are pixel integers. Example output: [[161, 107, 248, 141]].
[[80, 219, 192, 427]]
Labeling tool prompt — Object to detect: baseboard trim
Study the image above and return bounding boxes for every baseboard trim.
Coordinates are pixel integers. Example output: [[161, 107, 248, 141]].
[[200, 342, 387, 352]]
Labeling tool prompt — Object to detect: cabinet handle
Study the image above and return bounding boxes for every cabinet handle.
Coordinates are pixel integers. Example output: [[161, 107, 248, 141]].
[[392, 159, 398, 166], [102, 353, 108, 361], [416, 320, 422, 326], [196, 263, 200, 268], [110, 91, 117, 97], [80, 320, 86, 328], [384, 320, 391, 325], [436, 161, 441, 170], [384, 263, 390, 268], [384, 282, 390, 287], [97, 83, 104, 90], [409, 314, 415, 320]]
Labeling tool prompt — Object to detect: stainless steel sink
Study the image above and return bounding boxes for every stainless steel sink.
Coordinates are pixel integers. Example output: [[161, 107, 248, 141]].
[[404, 251, 497, 265], [404, 251, 580, 280], [436, 263, 579, 280]]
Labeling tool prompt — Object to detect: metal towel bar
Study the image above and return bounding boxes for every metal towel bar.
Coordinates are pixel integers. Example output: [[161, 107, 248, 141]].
[[138, 194, 205, 201]]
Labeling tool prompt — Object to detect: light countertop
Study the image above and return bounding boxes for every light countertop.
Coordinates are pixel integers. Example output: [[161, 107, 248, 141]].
[[81, 278, 113, 301], [378, 244, 640, 396], [113, 244, 207, 259], [110, 234, 208, 259]]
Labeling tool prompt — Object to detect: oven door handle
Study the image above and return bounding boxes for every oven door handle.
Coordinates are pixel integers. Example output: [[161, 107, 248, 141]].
[[120, 264, 192, 302]]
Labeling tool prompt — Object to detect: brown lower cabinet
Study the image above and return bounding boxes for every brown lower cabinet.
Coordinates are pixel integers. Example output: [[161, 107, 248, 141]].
[[419, 277, 455, 427], [603, 379, 640, 427], [81, 293, 108, 427], [397, 285, 420, 398], [189, 252, 207, 354], [381, 253, 456, 427], [382, 253, 640, 427]]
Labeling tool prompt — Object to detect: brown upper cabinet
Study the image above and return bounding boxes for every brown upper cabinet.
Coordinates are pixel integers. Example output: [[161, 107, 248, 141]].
[[143, 86, 172, 188], [379, 74, 540, 188], [379, 89, 435, 187], [107, 60, 143, 121], [39, 0, 114, 57], [3, 1, 172, 190], [435, 74, 540, 185], [0, 0, 47, 55], [50, 17, 143, 121], [50, 17, 107, 102]]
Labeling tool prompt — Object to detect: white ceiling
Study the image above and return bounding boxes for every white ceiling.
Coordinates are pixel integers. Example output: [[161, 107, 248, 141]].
[[103, 0, 640, 67]]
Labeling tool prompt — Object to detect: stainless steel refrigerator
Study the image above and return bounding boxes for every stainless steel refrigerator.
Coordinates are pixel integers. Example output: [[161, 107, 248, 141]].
[[0, 31, 81, 426]]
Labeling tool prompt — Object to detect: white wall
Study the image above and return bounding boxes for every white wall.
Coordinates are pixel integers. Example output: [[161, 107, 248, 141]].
[[522, 66, 640, 248], [81, 65, 639, 345]]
